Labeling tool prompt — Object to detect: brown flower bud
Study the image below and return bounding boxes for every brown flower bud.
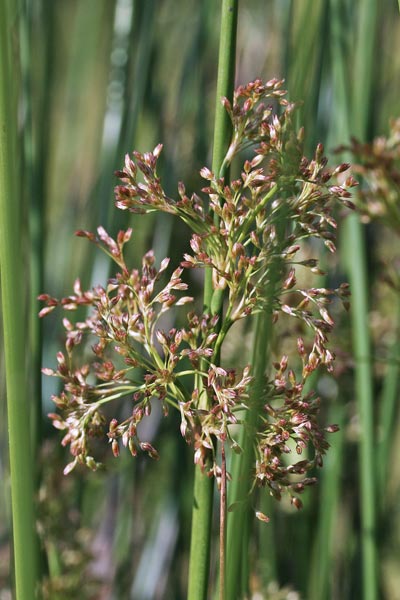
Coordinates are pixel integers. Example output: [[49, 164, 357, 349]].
[[112, 440, 120, 457], [291, 497, 303, 510]]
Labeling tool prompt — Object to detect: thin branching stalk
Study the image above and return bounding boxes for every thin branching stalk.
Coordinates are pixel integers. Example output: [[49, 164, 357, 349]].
[[187, 2, 238, 599], [0, 2, 38, 597]]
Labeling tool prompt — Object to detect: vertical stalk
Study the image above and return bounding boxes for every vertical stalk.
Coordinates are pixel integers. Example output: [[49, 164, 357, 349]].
[[346, 1, 378, 598], [226, 229, 286, 598], [0, 2, 38, 598], [19, 0, 44, 461], [187, 1, 238, 599], [326, 0, 378, 596], [285, 0, 326, 150], [306, 3, 351, 597], [377, 301, 400, 504], [308, 406, 345, 600], [211, 0, 238, 179], [226, 313, 275, 600], [342, 214, 377, 599], [219, 443, 227, 600]]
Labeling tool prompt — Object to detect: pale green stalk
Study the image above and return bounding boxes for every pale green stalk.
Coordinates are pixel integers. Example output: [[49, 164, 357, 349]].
[[19, 0, 44, 460], [117, 0, 155, 163], [377, 292, 400, 504], [226, 312, 276, 599], [345, 1, 378, 597], [308, 406, 345, 600], [285, 0, 326, 149], [304, 1, 351, 596], [226, 214, 291, 596], [320, 1, 378, 596], [342, 214, 377, 599], [0, 1, 38, 597], [187, 1, 238, 598]]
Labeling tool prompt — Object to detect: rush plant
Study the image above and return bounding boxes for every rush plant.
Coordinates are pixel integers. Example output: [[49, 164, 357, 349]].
[[40, 78, 355, 598]]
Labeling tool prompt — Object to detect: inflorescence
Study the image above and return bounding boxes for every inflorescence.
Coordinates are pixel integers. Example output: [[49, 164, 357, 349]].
[[40, 78, 355, 509]]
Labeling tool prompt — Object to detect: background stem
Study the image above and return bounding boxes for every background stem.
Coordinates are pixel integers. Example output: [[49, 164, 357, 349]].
[[0, 2, 38, 597], [322, 1, 379, 596], [345, 1, 378, 597]]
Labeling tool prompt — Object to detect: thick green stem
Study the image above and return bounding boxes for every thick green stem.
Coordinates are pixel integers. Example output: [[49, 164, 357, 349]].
[[226, 311, 275, 599], [187, 2, 238, 599], [0, 2, 38, 598], [203, 0, 239, 308], [226, 232, 285, 597], [188, 456, 215, 600], [211, 1, 238, 179], [19, 0, 44, 462]]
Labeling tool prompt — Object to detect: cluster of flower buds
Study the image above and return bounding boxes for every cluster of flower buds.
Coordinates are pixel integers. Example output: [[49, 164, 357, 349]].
[[253, 351, 340, 508], [41, 79, 354, 510], [339, 118, 400, 234]]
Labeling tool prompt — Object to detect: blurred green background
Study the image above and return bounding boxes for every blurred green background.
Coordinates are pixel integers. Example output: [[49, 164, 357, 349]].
[[1, 0, 400, 598]]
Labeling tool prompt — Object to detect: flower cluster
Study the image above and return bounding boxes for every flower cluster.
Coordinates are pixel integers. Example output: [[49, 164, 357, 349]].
[[254, 352, 339, 509], [41, 79, 354, 508], [339, 118, 400, 234]]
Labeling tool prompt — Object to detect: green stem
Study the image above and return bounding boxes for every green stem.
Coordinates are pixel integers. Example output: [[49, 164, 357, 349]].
[[211, 0, 238, 180], [308, 405, 345, 600], [303, 11, 349, 580], [0, 2, 38, 598], [19, 0, 44, 461], [203, 0, 239, 310], [343, 214, 377, 600], [347, 1, 378, 597], [226, 213, 286, 597], [219, 443, 227, 600], [377, 299, 400, 507], [226, 312, 275, 599], [285, 0, 326, 152], [328, 0, 378, 596], [226, 282, 284, 597], [187, 2, 238, 599], [187, 456, 215, 600]]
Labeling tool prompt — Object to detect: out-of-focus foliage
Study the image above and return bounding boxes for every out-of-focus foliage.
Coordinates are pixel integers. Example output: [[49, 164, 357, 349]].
[[1, 0, 400, 598]]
